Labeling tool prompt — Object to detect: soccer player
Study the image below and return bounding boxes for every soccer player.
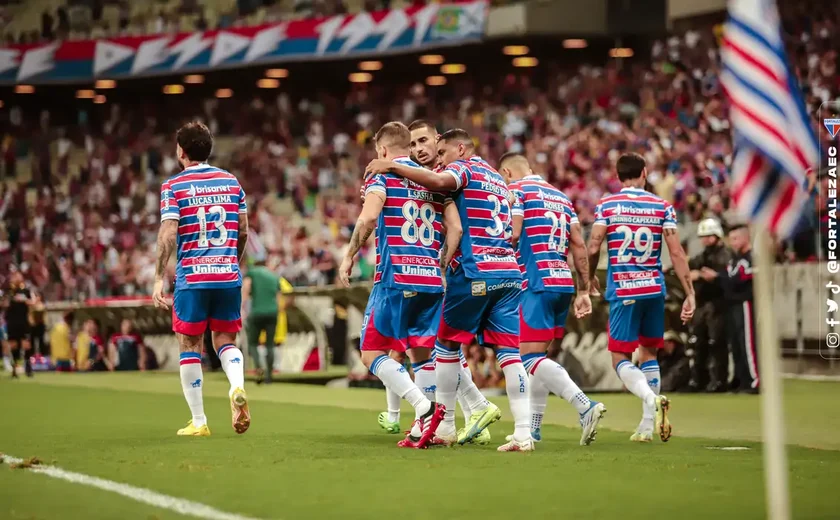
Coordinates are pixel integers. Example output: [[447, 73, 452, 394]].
[[500, 153, 606, 446], [376, 120, 494, 445], [586, 153, 695, 442], [153, 121, 251, 437], [366, 129, 532, 452], [338, 121, 445, 449]]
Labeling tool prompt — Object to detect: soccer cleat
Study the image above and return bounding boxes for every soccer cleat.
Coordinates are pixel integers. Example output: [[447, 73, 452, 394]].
[[497, 437, 535, 452], [458, 426, 492, 445], [506, 428, 541, 443], [630, 430, 653, 443], [655, 395, 671, 442], [177, 420, 211, 437], [396, 403, 445, 449], [230, 387, 251, 434], [377, 412, 401, 434], [579, 401, 606, 446], [458, 402, 501, 445]]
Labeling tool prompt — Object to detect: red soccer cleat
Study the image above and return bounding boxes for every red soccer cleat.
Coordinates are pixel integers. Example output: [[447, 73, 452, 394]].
[[395, 403, 445, 449]]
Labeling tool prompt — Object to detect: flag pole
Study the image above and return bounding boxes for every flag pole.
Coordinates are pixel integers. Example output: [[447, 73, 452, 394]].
[[753, 229, 791, 520]]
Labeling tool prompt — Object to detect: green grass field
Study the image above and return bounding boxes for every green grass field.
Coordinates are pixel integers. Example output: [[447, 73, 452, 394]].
[[1, 373, 838, 520]]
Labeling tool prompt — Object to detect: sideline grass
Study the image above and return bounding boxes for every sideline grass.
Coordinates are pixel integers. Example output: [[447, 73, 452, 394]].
[[1, 374, 838, 520]]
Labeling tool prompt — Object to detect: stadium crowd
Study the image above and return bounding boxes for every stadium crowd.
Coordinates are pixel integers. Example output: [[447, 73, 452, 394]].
[[0, 0, 837, 302]]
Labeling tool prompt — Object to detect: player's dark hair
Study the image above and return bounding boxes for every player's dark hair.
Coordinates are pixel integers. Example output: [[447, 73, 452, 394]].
[[439, 128, 473, 149], [176, 121, 213, 162], [498, 152, 527, 169], [408, 119, 436, 133], [616, 152, 646, 182], [374, 121, 411, 149]]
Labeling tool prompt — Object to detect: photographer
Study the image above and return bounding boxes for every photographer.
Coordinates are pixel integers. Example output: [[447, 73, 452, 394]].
[[687, 218, 731, 392]]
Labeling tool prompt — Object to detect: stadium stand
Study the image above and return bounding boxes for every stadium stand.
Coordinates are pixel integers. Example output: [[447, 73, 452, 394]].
[[0, 0, 836, 302]]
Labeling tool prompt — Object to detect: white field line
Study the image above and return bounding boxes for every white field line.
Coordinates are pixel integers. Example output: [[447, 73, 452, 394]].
[[1, 455, 265, 520]]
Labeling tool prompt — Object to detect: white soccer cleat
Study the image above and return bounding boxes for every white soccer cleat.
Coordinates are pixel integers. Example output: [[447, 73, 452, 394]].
[[497, 436, 535, 452], [579, 401, 606, 446], [629, 430, 653, 443]]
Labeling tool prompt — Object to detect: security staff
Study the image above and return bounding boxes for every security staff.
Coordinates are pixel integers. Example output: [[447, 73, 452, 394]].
[[687, 218, 731, 392], [4, 271, 34, 378], [701, 224, 758, 393]]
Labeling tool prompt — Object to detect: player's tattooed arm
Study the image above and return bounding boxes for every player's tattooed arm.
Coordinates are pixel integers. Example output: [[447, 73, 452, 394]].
[[662, 226, 696, 324], [586, 224, 606, 295], [569, 223, 590, 293], [155, 220, 178, 280], [152, 220, 178, 309], [237, 212, 249, 263], [339, 192, 385, 287], [366, 160, 458, 192]]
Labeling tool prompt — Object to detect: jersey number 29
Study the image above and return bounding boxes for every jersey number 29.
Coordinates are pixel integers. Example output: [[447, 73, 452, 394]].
[[616, 225, 654, 263], [197, 205, 228, 247]]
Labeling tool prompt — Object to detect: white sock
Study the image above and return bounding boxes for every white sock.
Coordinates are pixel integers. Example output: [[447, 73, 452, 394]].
[[412, 358, 437, 402], [456, 349, 472, 423], [370, 355, 430, 416], [459, 365, 490, 414], [217, 344, 245, 397], [529, 375, 548, 431], [499, 349, 530, 441], [179, 352, 206, 427], [386, 389, 401, 423], [616, 359, 656, 413], [433, 341, 461, 436], [2, 355, 11, 371], [640, 359, 660, 423], [530, 356, 591, 414]]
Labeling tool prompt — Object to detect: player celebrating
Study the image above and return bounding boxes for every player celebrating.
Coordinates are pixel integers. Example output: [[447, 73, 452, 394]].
[[366, 129, 532, 452], [587, 153, 695, 442], [500, 153, 605, 446], [339, 121, 445, 449], [153, 121, 251, 437], [375, 120, 495, 445]]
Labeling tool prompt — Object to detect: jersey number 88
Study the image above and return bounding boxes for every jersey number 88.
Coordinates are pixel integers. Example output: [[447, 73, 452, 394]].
[[401, 201, 436, 247]]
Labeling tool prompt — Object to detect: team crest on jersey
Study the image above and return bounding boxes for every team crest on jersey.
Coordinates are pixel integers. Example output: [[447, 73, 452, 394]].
[[471, 281, 487, 296]]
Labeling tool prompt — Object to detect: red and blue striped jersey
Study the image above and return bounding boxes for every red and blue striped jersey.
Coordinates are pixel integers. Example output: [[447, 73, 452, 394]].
[[593, 187, 677, 301], [510, 175, 577, 293], [160, 163, 247, 291], [364, 157, 445, 293], [443, 156, 520, 279]]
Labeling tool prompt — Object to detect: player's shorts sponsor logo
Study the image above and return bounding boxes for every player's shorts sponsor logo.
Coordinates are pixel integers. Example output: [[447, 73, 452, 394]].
[[403, 291, 418, 298], [487, 280, 522, 291], [479, 254, 516, 263], [400, 265, 438, 277], [398, 256, 438, 267], [471, 281, 487, 296], [191, 264, 234, 274], [622, 300, 636, 306]]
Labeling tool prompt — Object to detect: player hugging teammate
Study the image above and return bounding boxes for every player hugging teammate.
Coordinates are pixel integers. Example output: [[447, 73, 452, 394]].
[[346, 121, 696, 451]]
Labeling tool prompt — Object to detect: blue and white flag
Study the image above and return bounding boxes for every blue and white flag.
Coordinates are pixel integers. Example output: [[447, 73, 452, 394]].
[[720, 0, 818, 237]]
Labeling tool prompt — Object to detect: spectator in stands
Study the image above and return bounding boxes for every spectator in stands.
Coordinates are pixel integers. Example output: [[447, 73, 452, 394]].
[[108, 318, 147, 371], [50, 311, 75, 372]]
